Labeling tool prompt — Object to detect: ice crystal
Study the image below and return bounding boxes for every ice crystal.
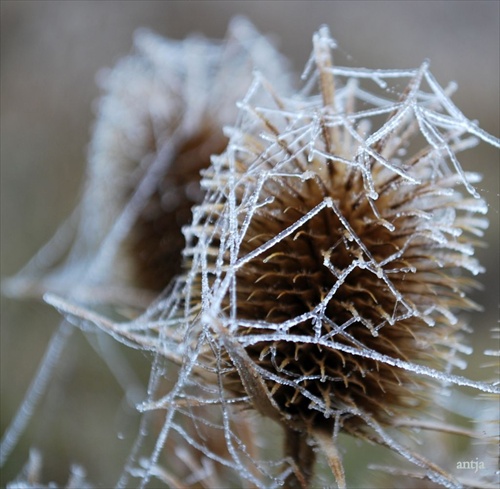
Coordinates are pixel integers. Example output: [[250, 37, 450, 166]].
[[3, 21, 500, 489]]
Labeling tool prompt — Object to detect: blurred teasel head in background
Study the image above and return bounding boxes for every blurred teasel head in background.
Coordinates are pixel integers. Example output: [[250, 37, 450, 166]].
[[87, 17, 292, 293], [4, 17, 291, 303]]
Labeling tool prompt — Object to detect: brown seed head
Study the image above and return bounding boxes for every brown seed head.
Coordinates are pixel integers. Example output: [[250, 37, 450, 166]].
[[183, 27, 488, 437], [36, 24, 499, 489], [84, 19, 291, 293]]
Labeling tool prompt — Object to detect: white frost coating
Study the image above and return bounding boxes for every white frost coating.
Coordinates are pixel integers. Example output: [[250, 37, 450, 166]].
[[5, 20, 500, 489], [101, 25, 497, 487]]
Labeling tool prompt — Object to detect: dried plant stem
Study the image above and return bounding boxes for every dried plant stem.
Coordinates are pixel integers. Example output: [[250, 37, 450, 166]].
[[283, 427, 316, 489], [313, 26, 340, 153], [0, 320, 74, 466], [313, 431, 346, 489]]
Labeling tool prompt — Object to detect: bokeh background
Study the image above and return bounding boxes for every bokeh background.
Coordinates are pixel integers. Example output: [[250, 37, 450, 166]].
[[1, 1, 498, 486]]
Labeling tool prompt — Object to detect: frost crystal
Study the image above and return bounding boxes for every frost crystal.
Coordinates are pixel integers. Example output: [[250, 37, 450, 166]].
[[3, 22, 500, 489]]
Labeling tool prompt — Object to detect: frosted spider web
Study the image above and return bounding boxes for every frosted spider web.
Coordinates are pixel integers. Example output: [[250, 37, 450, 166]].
[[2, 17, 292, 486], [3, 23, 500, 489]]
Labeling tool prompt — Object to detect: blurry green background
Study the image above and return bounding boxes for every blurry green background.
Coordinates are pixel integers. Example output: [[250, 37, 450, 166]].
[[1, 1, 499, 486]]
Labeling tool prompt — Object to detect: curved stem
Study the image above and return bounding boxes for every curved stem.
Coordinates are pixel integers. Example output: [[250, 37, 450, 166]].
[[0, 320, 73, 466], [283, 426, 316, 489]]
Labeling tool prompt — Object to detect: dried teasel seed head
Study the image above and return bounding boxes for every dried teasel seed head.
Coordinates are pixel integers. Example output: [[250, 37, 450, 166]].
[[94, 19, 291, 292], [39, 24, 499, 489], [173, 26, 499, 487]]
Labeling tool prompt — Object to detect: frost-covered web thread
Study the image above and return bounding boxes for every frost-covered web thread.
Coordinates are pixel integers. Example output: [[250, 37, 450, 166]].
[[4, 23, 500, 489], [2, 17, 293, 484]]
